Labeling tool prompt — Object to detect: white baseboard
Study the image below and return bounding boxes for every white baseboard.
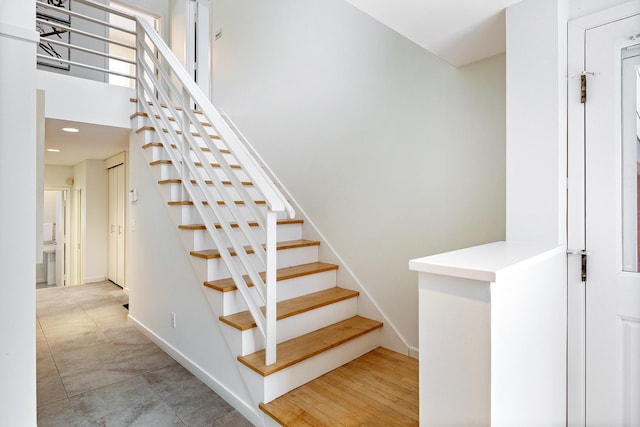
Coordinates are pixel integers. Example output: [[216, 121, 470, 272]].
[[409, 346, 419, 359], [127, 315, 262, 426], [84, 276, 106, 284]]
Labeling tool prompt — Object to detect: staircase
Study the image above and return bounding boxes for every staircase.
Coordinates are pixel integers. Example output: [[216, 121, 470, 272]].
[[35, 1, 416, 423], [131, 105, 386, 416]]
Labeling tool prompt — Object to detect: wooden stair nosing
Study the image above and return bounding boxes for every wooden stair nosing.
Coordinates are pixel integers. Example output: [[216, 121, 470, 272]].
[[136, 125, 220, 140], [219, 287, 360, 331], [149, 159, 242, 169], [178, 218, 303, 231], [142, 141, 231, 154], [190, 239, 320, 260], [204, 262, 338, 292], [130, 111, 212, 127], [167, 199, 266, 206], [237, 316, 383, 377], [158, 178, 254, 187]]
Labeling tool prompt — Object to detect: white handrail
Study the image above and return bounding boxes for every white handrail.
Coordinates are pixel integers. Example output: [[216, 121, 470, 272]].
[[136, 18, 294, 216], [135, 17, 292, 365]]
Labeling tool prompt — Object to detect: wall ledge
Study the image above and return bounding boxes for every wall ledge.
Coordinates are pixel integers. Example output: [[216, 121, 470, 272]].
[[409, 241, 564, 282], [0, 22, 39, 44]]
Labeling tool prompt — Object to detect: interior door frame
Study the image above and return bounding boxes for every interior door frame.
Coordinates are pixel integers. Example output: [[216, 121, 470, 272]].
[[567, 2, 640, 425]]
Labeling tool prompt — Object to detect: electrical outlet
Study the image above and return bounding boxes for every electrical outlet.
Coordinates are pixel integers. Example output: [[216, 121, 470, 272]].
[[170, 312, 176, 328]]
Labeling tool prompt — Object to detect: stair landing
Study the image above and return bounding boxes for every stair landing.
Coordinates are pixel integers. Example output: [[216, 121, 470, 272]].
[[259, 347, 418, 426]]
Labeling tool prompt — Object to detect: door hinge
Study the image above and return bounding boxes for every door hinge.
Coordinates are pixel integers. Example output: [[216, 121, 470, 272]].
[[567, 249, 589, 282], [580, 74, 587, 103]]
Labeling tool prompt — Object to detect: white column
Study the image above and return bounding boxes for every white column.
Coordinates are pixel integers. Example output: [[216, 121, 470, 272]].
[[0, 1, 39, 425]]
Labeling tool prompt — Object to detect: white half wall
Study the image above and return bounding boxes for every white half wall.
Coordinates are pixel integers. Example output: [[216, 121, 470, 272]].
[[210, 0, 507, 348]]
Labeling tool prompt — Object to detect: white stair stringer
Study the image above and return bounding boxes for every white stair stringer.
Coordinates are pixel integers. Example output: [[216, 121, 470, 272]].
[[239, 326, 382, 405]]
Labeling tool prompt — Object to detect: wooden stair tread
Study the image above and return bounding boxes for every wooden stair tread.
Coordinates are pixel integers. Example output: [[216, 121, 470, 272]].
[[237, 316, 383, 377], [167, 199, 266, 206], [158, 178, 254, 187], [191, 239, 320, 260], [149, 159, 241, 169], [204, 262, 337, 292], [142, 141, 231, 154], [179, 219, 303, 231], [136, 125, 220, 140], [259, 347, 418, 426], [220, 287, 359, 331]]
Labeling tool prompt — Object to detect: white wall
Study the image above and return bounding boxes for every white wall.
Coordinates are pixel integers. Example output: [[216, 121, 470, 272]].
[[0, 0, 38, 423], [210, 0, 506, 348], [45, 164, 74, 187], [43, 191, 57, 224], [505, 0, 569, 245], [36, 71, 134, 128], [119, 0, 170, 41]]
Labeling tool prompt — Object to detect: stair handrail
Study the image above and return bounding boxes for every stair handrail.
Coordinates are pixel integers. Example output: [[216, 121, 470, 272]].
[[136, 18, 294, 218], [135, 17, 291, 366]]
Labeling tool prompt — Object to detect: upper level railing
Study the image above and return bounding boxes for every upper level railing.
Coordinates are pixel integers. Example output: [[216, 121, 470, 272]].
[[36, 0, 136, 84], [36, 0, 294, 366]]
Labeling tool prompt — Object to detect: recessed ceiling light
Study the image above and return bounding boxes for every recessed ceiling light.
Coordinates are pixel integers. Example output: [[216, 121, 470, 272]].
[[47, 148, 61, 153], [62, 127, 79, 133]]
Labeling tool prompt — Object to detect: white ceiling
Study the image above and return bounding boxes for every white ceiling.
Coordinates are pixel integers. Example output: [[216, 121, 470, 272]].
[[45, 119, 129, 166], [343, 0, 523, 66]]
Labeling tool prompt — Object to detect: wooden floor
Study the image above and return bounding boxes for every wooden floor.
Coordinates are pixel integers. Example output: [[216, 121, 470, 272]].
[[259, 347, 419, 426]]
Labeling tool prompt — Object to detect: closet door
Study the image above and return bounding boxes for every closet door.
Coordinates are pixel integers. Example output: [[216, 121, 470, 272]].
[[108, 166, 118, 283], [107, 162, 125, 286], [115, 164, 125, 285]]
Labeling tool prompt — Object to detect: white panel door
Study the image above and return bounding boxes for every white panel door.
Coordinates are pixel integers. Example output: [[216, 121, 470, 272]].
[[108, 164, 125, 286], [584, 13, 640, 425]]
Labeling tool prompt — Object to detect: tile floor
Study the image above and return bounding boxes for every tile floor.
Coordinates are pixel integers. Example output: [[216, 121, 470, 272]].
[[36, 281, 254, 426]]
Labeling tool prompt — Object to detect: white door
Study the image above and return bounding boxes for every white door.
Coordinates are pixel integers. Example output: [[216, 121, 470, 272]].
[[581, 11, 640, 425], [108, 164, 126, 286], [187, 0, 211, 98]]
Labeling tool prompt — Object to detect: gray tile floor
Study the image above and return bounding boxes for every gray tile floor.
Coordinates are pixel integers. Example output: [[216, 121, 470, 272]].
[[36, 281, 254, 427]]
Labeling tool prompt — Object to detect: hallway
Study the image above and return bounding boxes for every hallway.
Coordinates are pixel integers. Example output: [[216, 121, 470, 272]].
[[36, 281, 253, 426]]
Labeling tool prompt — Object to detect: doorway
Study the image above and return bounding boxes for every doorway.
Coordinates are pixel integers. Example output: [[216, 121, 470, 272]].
[[37, 188, 70, 288], [568, 4, 640, 425]]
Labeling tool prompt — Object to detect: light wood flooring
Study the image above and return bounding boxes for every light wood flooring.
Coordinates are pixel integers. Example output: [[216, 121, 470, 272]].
[[259, 347, 419, 426]]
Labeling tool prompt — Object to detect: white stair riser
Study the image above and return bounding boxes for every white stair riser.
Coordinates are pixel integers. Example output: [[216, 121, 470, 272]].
[[204, 269, 338, 316], [190, 223, 303, 251], [221, 296, 359, 356], [167, 204, 271, 229], [147, 143, 239, 167], [151, 161, 250, 184], [191, 245, 319, 283], [161, 182, 262, 205], [175, 223, 302, 259], [239, 328, 381, 404]]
